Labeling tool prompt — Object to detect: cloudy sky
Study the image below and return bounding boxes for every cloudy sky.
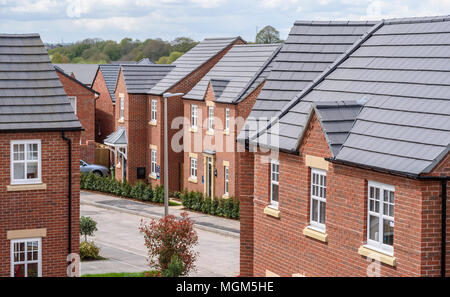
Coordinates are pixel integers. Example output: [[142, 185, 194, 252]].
[[1, 0, 450, 43]]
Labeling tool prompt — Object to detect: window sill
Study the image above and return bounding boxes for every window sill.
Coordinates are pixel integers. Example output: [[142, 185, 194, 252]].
[[149, 174, 157, 180], [118, 118, 125, 124], [303, 226, 328, 243], [116, 164, 121, 169], [264, 206, 280, 219], [223, 130, 230, 135], [188, 177, 198, 184], [222, 194, 229, 199], [358, 246, 396, 267], [206, 130, 214, 136], [149, 121, 157, 126], [190, 127, 198, 133], [7, 183, 47, 192]]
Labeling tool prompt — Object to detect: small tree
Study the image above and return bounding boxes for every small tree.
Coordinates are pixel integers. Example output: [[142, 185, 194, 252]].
[[256, 25, 281, 44], [80, 216, 98, 242], [140, 212, 198, 276]]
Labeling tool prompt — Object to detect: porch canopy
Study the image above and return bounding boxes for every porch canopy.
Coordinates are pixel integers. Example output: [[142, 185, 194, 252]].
[[104, 126, 128, 162]]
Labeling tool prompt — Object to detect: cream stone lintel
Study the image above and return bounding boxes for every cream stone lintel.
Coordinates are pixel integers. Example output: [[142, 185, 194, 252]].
[[7, 228, 47, 240], [189, 153, 198, 159], [188, 177, 198, 184], [265, 270, 280, 277], [303, 226, 328, 242], [119, 93, 125, 98], [206, 101, 215, 107], [7, 184, 47, 192], [358, 246, 396, 267], [292, 273, 306, 277], [150, 144, 158, 150], [223, 160, 230, 167], [264, 206, 280, 219], [305, 155, 329, 171]]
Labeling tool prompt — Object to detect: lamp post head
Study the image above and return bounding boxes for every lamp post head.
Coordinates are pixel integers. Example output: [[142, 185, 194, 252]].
[[163, 92, 184, 98]]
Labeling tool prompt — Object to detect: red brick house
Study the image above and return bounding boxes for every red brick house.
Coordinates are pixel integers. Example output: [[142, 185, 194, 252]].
[[105, 64, 174, 184], [0, 34, 82, 277], [148, 37, 244, 192], [241, 16, 450, 277], [55, 66, 99, 163], [236, 20, 377, 276], [182, 44, 280, 198]]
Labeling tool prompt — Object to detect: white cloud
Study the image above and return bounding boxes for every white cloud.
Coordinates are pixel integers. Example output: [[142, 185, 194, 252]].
[[261, 0, 300, 9], [7, 0, 61, 13]]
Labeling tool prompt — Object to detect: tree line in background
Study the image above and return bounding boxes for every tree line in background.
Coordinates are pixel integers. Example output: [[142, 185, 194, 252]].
[[48, 25, 281, 65]]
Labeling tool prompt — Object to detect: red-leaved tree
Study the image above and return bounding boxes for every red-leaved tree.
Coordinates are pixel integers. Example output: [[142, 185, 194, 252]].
[[139, 212, 199, 276]]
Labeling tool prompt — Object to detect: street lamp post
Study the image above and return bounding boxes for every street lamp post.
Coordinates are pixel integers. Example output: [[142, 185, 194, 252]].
[[162, 92, 184, 217]]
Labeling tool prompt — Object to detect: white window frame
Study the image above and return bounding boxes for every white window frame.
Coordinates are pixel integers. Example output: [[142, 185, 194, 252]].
[[224, 166, 229, 196], [119, 96, 125, 120], [10, 237, 42, 277], [151, 99, 157, 123], [151, 150, 157, 176], [270, 159, 279, 209], [225, 108, 230, 132], [10, 140, 42, 185], [367, 181, 395, 255], [208, 106, 214, 131], [310, 168, 326, 231], [68, 96, 77, 115], [191, 105, 198, 129], [190, 158, 197, 179]]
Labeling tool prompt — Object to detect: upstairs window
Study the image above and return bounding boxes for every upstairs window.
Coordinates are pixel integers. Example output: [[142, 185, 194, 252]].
[[270, 160, 279, 208], [190, 158, 197, 179], [68, 96, 77, 115], [191, 105, 198, 129], [119, 96, 125, 120], [367, 181, 395, 254], [151, 100, 157, 123], [208, 106, 214, 131], [11, 238, 41, 277], [11, 140, 41, 185], [225, 108, 230, 132], [151, 150, 157, 175], [310, 168, 326, 231]]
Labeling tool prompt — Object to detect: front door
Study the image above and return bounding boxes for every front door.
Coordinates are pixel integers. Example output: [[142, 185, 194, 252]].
[[206, 157, 213, 197]]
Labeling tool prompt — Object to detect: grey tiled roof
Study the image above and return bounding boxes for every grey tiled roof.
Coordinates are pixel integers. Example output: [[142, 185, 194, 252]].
[[313, 101, 362, 156], [0, 34, 82, 131], [104, 126, 127, 146], [149, 37, 244, 95], [120, 64, 175, 94], [53, 63, 99, 86], [98, 64, 120, 103], [183, 44, 280, 103], [238, 21, 376, 141], [253, 16, 450, 176]]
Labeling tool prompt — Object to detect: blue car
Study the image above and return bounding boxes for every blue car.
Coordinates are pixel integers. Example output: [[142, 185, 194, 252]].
[[80, 160, 110, 176]]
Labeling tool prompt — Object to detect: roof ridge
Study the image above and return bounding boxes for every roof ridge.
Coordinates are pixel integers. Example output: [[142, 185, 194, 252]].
[[294, 20, 378, 26], [249, 21, 384, 143], [383, 15, 450, 24], [0, 33, 40, 37]]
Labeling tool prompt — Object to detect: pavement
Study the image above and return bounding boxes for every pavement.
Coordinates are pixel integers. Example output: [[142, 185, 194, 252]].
[[80, 191, 240, 277]]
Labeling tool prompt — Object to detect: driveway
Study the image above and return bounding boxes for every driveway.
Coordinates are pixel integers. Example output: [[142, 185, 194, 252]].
[[80, 191, 240, 277]]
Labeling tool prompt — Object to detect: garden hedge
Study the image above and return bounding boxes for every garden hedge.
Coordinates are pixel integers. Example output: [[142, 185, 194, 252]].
[[180, 189, 239, 220]]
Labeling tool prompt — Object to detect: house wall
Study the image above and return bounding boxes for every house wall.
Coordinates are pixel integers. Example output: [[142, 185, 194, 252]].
[[0, 131, 81, 277], [93, 69, 115, 143], [56, 71, 96, 163], [148, 38, 245, 193], [182, 81, 263, 198], [248, 113, 449, 277]]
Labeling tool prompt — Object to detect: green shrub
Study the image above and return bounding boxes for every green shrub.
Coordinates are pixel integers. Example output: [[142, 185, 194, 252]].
[[201, 196, 211, 214], [120, 181, 132, 197], [80, 241, 100, 260], [130, 182, 146, 200], [231, 199, 240, 219], [142, 184, 153, 201], [210, 197, 218, 216], [153, 186, 164, 203], [162, 254, 184, 277], [173, 191, 182, 199]]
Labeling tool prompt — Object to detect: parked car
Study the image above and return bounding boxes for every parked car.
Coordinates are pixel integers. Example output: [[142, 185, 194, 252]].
[[80, 160, 110, 176]]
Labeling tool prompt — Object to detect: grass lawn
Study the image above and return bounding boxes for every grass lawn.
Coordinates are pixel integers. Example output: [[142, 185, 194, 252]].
[[81, 271, 159, 277]]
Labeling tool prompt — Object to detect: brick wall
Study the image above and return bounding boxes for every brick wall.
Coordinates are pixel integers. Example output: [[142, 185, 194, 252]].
[[56, 71, 96, 163], [0, 131, 81, 277], [93, 69, 115, 143], [149, 38, 245, 193], [248, 113, 449, 277]]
